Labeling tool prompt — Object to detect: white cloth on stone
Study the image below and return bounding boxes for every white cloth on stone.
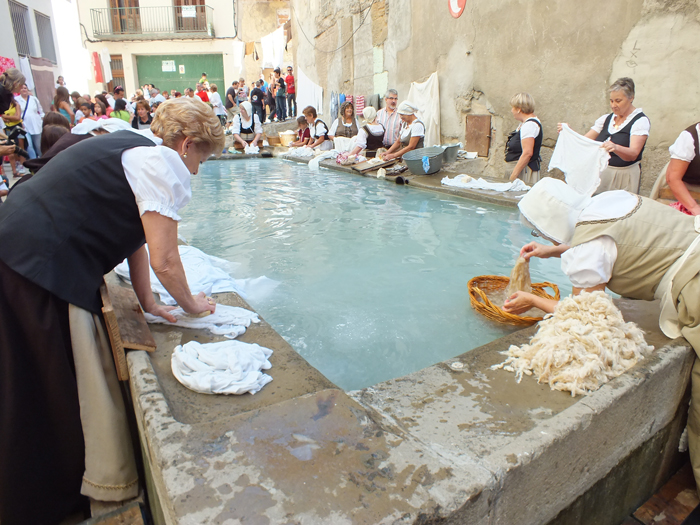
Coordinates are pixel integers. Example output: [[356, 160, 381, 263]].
[[549, 124, 609, 196], [145, 304, 260, 338], [308, 150, 338, 171], [284, 146, 315, 157], [115, 245, 249, 303], [441, 175, 529, 192], [172, 340, 273, 395]]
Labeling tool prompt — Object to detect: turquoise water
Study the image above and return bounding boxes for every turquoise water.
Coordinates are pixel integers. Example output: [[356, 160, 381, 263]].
[[179, 159, 571, 391]]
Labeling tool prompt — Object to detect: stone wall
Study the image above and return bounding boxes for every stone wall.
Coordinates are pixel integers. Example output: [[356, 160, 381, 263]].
[[290, 0, 700, 194]]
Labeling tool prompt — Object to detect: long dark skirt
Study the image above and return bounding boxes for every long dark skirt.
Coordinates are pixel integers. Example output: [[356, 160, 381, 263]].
[[0, 259, 86, 524]]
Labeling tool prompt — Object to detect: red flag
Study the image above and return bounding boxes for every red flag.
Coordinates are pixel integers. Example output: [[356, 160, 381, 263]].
[[92, 52, 104, 83]]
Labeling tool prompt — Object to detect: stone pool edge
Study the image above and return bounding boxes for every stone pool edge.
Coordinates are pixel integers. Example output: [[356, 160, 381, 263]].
[[126, 289, 693, 524]]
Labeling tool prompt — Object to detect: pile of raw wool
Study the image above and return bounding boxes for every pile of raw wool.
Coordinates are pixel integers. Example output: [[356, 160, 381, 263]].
[[491, 291, 654, 396]]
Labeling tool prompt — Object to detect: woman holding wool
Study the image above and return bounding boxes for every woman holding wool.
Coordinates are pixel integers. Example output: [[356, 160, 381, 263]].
[[503, 177, 700, 494]]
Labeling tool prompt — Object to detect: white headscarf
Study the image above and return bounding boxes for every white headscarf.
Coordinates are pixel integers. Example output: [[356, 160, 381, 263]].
[[239, 101, 253, 125], [362, 106, 377, 123], [71, 117, 132, 135], [397, 101, 418, 115], [518, 178, 592, 245]]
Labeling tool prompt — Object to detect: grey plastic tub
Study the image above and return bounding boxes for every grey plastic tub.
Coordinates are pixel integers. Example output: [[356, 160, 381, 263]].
[[403, 146, 444, 175], [441, 143, 460, 163]]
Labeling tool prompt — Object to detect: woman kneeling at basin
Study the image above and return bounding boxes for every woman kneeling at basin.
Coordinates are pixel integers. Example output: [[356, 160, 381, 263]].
[[0, 97, 223, 525], [502, 177, 700, 494], [382, 101, 425, 161], [231, 100, 263, 150]]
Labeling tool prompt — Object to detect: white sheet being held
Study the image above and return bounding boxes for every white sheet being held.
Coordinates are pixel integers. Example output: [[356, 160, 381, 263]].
[[549, 124, 609, 196]]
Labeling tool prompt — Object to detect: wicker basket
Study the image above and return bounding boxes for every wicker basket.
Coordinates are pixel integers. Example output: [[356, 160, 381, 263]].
[[280, 133, 296, 147], [468, 275, 560, 326]]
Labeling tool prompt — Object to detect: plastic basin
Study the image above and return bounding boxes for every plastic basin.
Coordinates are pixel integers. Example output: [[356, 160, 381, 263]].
[[403, 146, 444, 175]]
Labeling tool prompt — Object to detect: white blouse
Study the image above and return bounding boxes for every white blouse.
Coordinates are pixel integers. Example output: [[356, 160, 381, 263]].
[[400, 120, 425, 141], [354, 123, 385, 150], [517, 118, 541, 140], [121, 129, 192, 222], [669, 124, 700, 163], [329, 117, 360, 137], [209, 91, 226, 116], [231, 113, 263, 135], [15, 95, 44, 134], [590, 108, 650, 137], [560, 191, 639, 288]]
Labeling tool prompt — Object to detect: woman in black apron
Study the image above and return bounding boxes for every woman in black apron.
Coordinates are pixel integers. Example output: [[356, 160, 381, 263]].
[[232, 101, 263, 150], [382, 101, 425, 161], [350, 106, 385, 158], [505, 92, 543, 184]]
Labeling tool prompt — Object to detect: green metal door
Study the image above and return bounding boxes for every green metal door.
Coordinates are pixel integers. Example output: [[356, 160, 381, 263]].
[[136, 54, 224, 94]]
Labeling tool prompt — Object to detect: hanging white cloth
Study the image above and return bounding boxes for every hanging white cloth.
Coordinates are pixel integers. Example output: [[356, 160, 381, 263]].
[[442, 175, 530, 192], [549, 124, 609, 196], [18, 57, 34, 90], [406, 72, 440, 147], [296, 67, 323, 116], [172, 340, 273, 395], [271, 26, 286, 69], [114, 245, 272, 304], [100, 48, 112, 84], [144, 304, 260, 338], [232, 40, 246, 78]]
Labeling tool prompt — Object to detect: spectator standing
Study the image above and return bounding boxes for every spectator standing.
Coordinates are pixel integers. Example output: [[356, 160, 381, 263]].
[[250, 80, 265, 125], [195, 83, 209, 103], [113, 86, 133, 114], [131, 99, 153, 130], [273, 68, 287, 121], [285, 66, 296, 117], [225, 80, 239, 121], [95, 94, 112, 117], [376, 89, 401, 147], [53, 86, 74, 126], [110, 99, 131, 122], [15, 84, 44, 158], [150, 88, 166, 105], [209, 84, 226, 126]]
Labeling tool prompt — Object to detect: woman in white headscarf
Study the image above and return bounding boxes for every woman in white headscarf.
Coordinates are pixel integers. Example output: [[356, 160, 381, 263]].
[[504, 177, 700, 494], [231, 100, 263, 149], [382, 101, 424, 161], [350, 106, 385, 158]]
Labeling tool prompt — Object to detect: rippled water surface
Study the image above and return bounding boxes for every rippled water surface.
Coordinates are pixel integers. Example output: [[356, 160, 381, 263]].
[[179, 159, 570, 391]]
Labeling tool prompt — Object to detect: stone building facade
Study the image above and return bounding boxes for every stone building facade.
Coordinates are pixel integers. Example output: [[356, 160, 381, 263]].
[[291, 0, 700, 194]]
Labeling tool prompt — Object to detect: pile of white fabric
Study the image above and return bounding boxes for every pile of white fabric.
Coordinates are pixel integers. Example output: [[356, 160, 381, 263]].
[[172, 340, 273, 395], [492, 292, 654, 396], [442, 175, 530, 192], [244, 144, 260, 155], [144, 304, 260, 338], [283, 146, 315, 158]]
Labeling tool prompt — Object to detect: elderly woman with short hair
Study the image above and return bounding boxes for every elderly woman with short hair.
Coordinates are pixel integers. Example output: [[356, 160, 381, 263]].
[[0, 97, 224, 525], [382, 101, 425, 161], [505, 92, 543, 183], [561, 77, 649, 194]]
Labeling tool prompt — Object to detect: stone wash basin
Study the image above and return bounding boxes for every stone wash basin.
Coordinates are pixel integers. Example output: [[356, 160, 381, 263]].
[[128, 283, 693, 524]]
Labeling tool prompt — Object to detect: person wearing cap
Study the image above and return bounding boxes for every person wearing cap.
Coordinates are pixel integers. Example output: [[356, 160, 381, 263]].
[[382, 101, 425, 161], [350, 107, 385, 158], [502, 177, 700, 494]]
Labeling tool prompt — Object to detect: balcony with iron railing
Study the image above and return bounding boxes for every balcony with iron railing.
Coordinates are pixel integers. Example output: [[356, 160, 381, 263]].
[[90, 5, 215, 40]]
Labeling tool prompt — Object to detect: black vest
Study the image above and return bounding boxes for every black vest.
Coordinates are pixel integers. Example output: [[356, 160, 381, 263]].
[[0, 131, 157, 313], [505, 118, 543, 171], [682, 123, 700, 185], [595, 112, 647, 167], [363, 124, 385, 157], [236, 114, 255, 136], [314, 119, 330, 140]]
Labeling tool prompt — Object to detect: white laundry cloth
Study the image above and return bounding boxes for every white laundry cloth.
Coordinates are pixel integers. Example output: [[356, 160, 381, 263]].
[[333, 136, 356, 153], [172, 340, 273, 395], [308, 150, 338, 171], [549, 124, 609, 196], [284, 146, 315, 158], [441, 175, 530, 192], [145, 303, 260, 338], [244, 144, 260, 154], [232, 40, 246, 78], [100, 48, 112, 84], [115, 245, 247, 304], [19, 57, 34, 90], [261, 26, 285, 69], [406, 72, 441, 147], [296, 67, 323, 116]]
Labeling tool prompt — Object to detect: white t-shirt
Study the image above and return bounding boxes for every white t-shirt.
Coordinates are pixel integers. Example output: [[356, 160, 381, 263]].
[[559, 191, 639, 288], [590, 108, 650, 137], [400, 120, 425, 141], [231, 113, 262, 135], [354, 123, 385, 150], [329, 117, 360, 137], [121, 129, 192, 222], [209, 92, 225, 115], [518, 117, 541, 140], [312, 120, 332, 150], [669, 124, 700, 162]]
